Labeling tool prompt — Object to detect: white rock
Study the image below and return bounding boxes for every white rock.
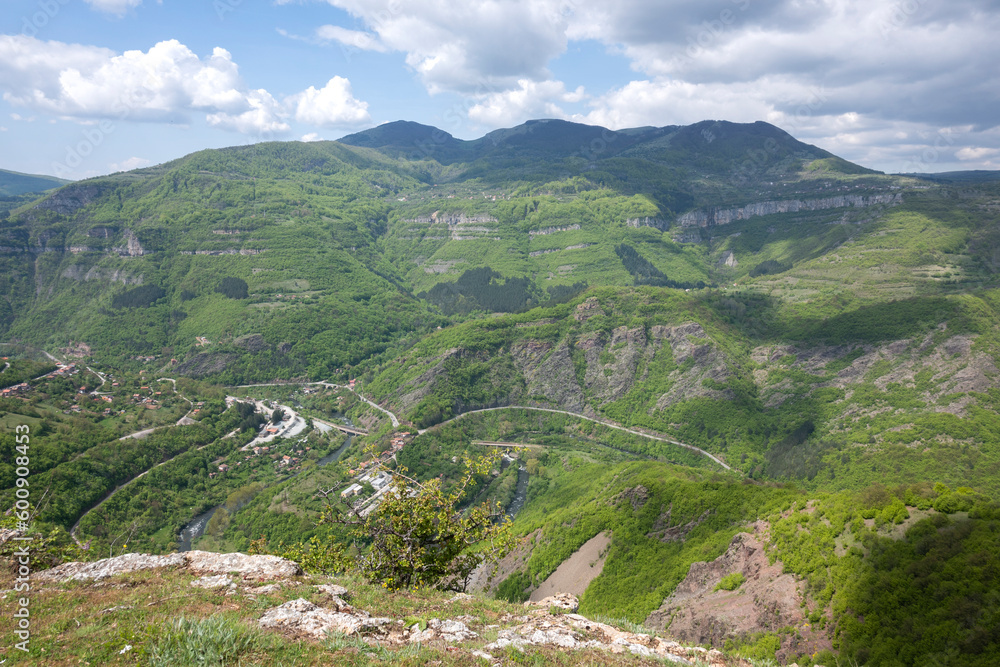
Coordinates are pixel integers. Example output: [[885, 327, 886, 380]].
[[184, 551, 302, 580], [316, 584, 350, 597], [190, 574, 233, 590], [34, 553, 186, 582]]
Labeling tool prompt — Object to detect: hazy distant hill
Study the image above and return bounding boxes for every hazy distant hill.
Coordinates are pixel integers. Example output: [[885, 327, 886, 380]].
[[0, 167, 71, 196]]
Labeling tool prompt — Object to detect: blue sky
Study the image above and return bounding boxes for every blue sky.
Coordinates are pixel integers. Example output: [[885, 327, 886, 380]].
[[2, 0, 999, 179]]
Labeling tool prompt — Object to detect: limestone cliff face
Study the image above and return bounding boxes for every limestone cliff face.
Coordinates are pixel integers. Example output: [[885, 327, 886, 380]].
[[676, 193, 902, 228], [114, 229, 145, 257]]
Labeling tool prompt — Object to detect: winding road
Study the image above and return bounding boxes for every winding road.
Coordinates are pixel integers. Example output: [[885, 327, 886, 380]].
[[420, 406, 734, 473], [229, 381, 731, 472]]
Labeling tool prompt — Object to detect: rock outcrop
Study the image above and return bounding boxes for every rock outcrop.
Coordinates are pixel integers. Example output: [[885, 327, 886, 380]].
[[259, 598, 396, 640], [33, 550, 302, 583], [646, 531, 831, 662], [486, 613, 727, 665], [676, 193, 902, 228]]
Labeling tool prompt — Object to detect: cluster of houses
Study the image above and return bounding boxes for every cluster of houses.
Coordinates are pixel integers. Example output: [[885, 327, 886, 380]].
[[130, 386, 165, 409], [42, 362, 80, 380], [212, 438, 315, 478], [0, 382, 29, 398]]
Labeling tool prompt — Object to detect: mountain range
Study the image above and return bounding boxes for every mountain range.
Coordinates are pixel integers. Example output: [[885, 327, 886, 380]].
[[2, 118, 1000, 666]]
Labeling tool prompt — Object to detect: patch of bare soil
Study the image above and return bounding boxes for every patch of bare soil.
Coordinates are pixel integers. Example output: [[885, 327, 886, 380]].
[[645, 529, 832, 664], [529, 531, 611, 601]]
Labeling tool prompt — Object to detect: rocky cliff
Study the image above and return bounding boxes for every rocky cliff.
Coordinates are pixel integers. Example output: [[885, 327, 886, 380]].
[[676, 193, 902, 227]]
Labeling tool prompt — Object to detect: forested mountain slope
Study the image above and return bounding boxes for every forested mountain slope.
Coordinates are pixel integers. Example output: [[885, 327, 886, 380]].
[[3, 119, 1000, 666]]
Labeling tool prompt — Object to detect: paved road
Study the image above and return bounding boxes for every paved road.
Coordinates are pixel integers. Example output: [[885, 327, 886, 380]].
[[420, 406, 734, 473]]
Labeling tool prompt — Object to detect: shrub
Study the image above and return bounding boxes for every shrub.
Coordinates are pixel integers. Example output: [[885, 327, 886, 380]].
[[320, 448, 516, 592], [715, 572, 746, 592]]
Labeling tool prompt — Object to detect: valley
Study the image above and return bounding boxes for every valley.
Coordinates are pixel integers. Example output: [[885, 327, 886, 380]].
[[2, 119, 1000, 666]]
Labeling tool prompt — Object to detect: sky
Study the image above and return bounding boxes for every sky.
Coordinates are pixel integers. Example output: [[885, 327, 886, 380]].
[[1, 0, 999, 180]]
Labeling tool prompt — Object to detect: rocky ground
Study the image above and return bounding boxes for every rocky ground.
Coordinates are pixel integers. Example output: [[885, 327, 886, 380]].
[[1, 549, 770, 666], [646, 527, 833, 664]]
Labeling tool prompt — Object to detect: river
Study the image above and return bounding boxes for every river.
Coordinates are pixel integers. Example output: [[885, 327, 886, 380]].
[[177, 415, 355, 552], [505, 466, 530, 519]]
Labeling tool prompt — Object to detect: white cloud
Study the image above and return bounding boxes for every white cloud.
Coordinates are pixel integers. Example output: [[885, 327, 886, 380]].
[[207, 89, 291, 136], [0, 35, 375, 138], [110, 156, 151, 172], [315, 25, 387, 52], [956, 147, 1000, 161], [0, 36, 290, 135], [85, 0, 144, 17], [581, 79, 776, 129], [301, 133, 324, 142], [0, 126, 6, 132], [289, 76, 370, 128], [320, 0, 570, 94], [469, 79, 586, 127]]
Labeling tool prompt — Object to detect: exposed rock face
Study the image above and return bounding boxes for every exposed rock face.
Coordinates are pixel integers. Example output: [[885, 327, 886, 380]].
[[573, 296, 603, 322], [393, 347, 464, 414], [174, 352, 235, 378], [653, 323, 734, 410], [646, 507, 714, 543], [115, 229, 145, 257], [646, 531, 830, 662], [34, 551, 303, 583], [511, 340, 586, 413], [190, 574, 235, 590], [626, 217, 668, 230], [751, 331, 999, 416], [526, 593, 580, 612], [184, 551, 302, 580], [0, 529, 25, 547], [529, 223, 580, 236], [580, 325, 651, 405], [384, 320, 736, 420], [256, 590, 732, 664], [404, 212, 500, 241], [410, 618, 478, 643], [61, 264, 142, 284], [234, 333, 269, 352], [34, 553, 187, 582], [33, 183, 109, 215], [259, 598, 395, 640], [676, 193, 902, 228]]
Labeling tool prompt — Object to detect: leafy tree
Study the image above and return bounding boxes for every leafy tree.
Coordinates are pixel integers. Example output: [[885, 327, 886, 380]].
[[215, 277, 249, 300], [271, 408, 285, 423], [319, 447, 515, 592], [111, 285, 166, 309]]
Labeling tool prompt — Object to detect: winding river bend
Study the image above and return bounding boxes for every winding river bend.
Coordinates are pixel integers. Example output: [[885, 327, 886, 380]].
[[177, 417, 355, 552]]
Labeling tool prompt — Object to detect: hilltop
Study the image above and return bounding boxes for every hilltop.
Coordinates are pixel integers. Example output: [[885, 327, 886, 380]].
[[0, 168, 70, 197]]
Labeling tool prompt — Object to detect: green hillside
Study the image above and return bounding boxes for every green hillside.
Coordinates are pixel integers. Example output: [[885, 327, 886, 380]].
[[4, 118, 1000, 666]]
